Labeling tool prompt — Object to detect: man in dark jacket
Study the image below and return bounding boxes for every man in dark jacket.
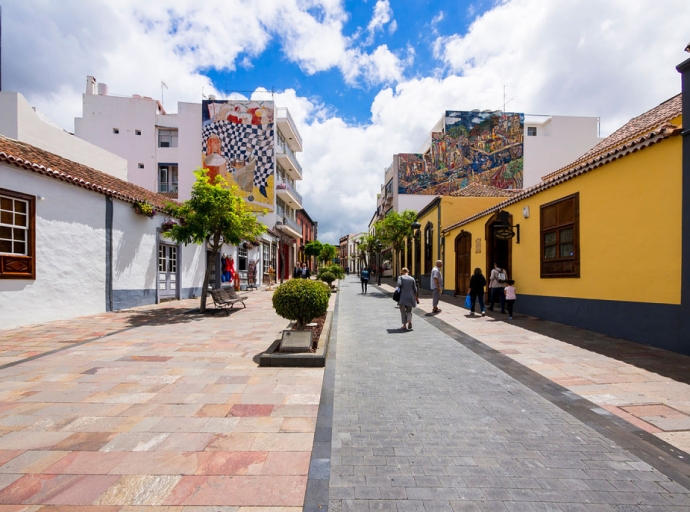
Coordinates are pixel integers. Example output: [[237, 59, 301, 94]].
[[300, 262, 311, 278]]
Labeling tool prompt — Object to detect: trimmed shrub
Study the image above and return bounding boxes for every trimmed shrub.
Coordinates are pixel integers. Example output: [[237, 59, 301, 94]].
[[272, 278, 330, 328], [325, 264, 345, 280], [320, 271, 336, 287]]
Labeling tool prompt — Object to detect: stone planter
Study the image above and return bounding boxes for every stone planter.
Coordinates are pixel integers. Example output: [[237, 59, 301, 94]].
[[259, 310, 333, 367]]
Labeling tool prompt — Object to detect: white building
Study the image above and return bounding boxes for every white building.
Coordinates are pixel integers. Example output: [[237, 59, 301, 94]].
[[74, 77, 305, 287], [378, 112, 602, 217], [0, 125, 206, 330]]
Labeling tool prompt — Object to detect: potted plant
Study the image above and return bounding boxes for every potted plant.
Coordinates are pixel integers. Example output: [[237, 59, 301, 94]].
[[133, 200, 156, 218], [272, 278, 329, 329], [161, 219, 177, 232]]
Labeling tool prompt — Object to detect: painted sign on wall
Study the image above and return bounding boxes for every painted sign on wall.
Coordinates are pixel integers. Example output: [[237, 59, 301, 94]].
[[399, 111, 524, 195], [202, 100, 275, 211]]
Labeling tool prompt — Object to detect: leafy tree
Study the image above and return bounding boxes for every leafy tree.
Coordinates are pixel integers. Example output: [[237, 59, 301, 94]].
[[319, 243, 337, 265], [375, 209, 418, 277], [165, 168, 267, 313], [304, 240, 323, 270], [357, 234, 378, 268]]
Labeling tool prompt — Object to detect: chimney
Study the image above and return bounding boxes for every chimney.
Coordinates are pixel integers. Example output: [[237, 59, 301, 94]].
[[97, 83, 108, 96], [86, 76, 97, 95]]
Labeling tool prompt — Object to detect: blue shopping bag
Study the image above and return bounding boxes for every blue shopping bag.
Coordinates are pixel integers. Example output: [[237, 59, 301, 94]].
[[464, 294, 471, 309]]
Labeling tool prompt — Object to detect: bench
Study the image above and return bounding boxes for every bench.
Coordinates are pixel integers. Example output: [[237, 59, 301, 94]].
[[209, 287, 248, 315]]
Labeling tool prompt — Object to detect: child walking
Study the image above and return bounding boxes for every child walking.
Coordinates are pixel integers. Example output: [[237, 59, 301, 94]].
[[504, 279, 516, 319]]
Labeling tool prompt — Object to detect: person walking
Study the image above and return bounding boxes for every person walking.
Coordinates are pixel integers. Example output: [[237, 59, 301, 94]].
[[468, 267, 487, 316], [504, 279, 517, 319], [488, 262, 507, 314], [431, 260, 444, 313], [397, 268, 418, 330], [360, 267, 370, 294]]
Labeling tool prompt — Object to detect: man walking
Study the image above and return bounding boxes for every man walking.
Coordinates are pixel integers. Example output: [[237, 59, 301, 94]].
[[431, 260, 443, 313]]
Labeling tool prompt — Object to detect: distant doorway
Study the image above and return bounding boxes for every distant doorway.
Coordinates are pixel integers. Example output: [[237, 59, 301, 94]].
[[454, 231, 471, 296], [158, 243, 178, 301], [485, 212, 513, 279]]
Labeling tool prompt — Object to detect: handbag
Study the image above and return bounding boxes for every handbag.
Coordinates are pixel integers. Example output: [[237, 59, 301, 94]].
[[392, 288, 400, 302], [464, 294, 472, 309]]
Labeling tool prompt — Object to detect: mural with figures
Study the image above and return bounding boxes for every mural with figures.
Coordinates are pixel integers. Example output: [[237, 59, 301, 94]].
[[202, 100, 275, 211], [398, 111, 524, 195]]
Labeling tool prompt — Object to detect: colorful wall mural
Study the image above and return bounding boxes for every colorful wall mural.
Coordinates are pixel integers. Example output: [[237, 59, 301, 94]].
[[398, 111, 524, 195], [202, 100, 275, 211]]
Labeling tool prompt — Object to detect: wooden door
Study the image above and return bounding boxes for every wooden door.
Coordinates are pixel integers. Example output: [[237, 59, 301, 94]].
[[455, 232, 471, 296]]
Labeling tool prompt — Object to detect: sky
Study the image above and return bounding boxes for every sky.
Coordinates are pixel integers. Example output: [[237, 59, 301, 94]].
[[2, 0, 689, 244]]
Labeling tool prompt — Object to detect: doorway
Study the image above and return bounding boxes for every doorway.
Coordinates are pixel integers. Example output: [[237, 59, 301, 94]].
[[485, 212, 513, 279], [454, 231, 471, 296], [158, 243, 178, 301]]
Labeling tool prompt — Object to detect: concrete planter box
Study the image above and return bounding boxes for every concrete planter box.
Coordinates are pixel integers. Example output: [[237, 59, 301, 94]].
[[259, 310, 333, 367]]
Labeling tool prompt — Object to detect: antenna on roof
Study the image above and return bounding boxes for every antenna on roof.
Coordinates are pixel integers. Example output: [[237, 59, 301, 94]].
[[161, 80, 168, 108], [503, 85, 514, 112]]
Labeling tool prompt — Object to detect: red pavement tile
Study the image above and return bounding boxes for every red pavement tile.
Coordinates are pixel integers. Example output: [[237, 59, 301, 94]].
[[0, 451, 23, 467], [601, 405, 663, 434], [228, 404, 274, 417], [205, 433, 257, 452], [163, 475, 307, 506], [622, 404, 688, 418], [259, 452, 311, 475], [0, 474, 117, 505], [195, 451, 267, 475], [43, 452, 127, 475]]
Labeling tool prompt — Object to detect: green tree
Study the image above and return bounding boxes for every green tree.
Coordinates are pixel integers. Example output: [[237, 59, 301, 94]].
[[304, 240, 323, 270], [375, 209, 418, 277], [357, 234, 378, 268], [319, 243, 337, 265], [164, 168, 267, 313]]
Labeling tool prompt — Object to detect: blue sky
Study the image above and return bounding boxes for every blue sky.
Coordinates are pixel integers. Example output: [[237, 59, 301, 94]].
[[2, 0, 689, 243]]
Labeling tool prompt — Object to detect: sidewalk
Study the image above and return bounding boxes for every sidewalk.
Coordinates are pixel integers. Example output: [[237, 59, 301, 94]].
[[0, 289, 325, 509], [325, 275, 690, 511], [378, 278, 690, 456]]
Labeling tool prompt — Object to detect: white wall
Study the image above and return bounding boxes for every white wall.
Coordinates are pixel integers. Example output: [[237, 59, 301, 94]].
[[177, 102, 202, 201], [397, 194, 438, 214], [0, 165, 106, 329], [75, 92, 160, 189], [523, 115, 602, 187], [0, 92, 128, 181]]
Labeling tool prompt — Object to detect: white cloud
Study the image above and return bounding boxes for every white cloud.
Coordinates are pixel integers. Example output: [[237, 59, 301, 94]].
[[366, 0, 394, 44], [1, 0, 689, 243]]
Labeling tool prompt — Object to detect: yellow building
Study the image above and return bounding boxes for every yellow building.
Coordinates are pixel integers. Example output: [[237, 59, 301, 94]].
[[439, 74, 689, 354]]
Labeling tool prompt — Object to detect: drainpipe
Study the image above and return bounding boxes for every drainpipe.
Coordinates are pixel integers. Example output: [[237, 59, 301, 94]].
[[676, 55, 690, 350]]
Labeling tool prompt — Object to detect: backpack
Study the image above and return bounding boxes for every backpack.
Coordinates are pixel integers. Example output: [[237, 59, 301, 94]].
[[497, 270, 507, 283]]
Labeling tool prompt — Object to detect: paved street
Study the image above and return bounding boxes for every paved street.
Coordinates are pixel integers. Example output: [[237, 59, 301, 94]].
[[0, 277, 689, 510], [324, 276, 690, 511]]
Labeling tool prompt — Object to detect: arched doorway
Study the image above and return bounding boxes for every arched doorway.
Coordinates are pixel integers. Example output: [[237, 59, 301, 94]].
[[485, 211, 513, 279], [454, 231, 471, 296]]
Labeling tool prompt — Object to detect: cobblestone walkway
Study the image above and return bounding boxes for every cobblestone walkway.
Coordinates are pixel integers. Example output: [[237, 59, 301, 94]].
[[329, 277, 690, 511]]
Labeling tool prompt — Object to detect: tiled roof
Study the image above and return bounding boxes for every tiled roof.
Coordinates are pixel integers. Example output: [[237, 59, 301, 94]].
[[451, 183, 522, 197], [442, 96, 682, 235], [541, 94, 682, 181], [0, 135, 176, 209]]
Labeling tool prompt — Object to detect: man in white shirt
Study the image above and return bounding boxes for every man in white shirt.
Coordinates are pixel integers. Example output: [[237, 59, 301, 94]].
[[430, 260, 444, 313]]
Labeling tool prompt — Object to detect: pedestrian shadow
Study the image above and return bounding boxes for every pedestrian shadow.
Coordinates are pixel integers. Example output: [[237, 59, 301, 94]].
[[386, 328, 410, 334]]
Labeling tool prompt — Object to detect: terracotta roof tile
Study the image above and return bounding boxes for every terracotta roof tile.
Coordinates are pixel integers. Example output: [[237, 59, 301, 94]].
[[0, 135, 177, 210], [450, 183, 522, 197], [442, 95, 682, 235], [542, 94, 682, 181]]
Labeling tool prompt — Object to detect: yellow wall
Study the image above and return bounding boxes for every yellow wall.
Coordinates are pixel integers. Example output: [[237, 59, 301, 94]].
[[444, 136, 683, 304]]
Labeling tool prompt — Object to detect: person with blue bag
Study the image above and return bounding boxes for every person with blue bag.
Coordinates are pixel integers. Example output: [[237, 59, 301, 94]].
[[468, 267, 487, 316]]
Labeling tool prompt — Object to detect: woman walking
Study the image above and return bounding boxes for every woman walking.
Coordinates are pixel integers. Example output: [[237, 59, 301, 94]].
[[397, 268, 419, 330], [468, 267, 487, 316]]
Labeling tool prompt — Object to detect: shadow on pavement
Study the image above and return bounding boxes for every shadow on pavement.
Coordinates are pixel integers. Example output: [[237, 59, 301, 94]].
[[422, 289, 690, 386], [121, 304, 243, 327]]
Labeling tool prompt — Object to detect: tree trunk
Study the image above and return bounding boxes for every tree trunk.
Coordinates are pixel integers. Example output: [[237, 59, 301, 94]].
[[199, 234, 221, 313]]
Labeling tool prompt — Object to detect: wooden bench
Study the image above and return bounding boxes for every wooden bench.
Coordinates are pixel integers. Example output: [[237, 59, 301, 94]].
[[209, 287, 248, 315]]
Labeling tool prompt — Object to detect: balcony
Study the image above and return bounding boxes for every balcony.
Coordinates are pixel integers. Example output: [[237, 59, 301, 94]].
[[275, 178, 303, 209], [157, 182, 178, 199], [276, 215, 302, 239], [276, 107, 303, 152], [276, 139, 303, 181]]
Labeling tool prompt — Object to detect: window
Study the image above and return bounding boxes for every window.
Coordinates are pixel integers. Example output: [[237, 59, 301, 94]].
[[540, 193, 579, 278], [238, 246, 248, 271], [135, 130, 142, 136], [138, 163, 144, 169], [113, 128, 119, 134], [158, 129, 178, 148], [158, 164, 178, 194], [0, 189, 35, 279], [527, 126, 537, 136], [424, 222, 433, 274]]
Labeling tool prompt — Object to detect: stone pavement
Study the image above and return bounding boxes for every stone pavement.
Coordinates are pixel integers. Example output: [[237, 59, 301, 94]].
[[0, 289, 326, 510], [324, 276, 690, 511]]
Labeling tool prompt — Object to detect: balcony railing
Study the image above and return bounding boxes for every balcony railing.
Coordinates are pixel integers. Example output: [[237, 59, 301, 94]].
[[276, 107, 303, 149], [282, 215, 301, 233], [276, 139, 303, 178], [276, 178, 303, 205], [157, 182, 178, 198]]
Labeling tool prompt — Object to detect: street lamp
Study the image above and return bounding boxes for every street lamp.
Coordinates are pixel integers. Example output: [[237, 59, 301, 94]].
[[355, 241, 361, 275], [376, 241, 383, 286], [411, 221, 421, 287]]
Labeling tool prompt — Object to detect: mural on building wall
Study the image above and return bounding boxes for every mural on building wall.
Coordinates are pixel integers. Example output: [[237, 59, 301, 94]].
[[202, 100, 275, 211], [399, 111, 524, 195]]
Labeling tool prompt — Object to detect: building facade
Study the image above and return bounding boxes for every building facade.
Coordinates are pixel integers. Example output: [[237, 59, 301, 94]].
[[74, 77, 306, 288], [297, 209, 317, 272]]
